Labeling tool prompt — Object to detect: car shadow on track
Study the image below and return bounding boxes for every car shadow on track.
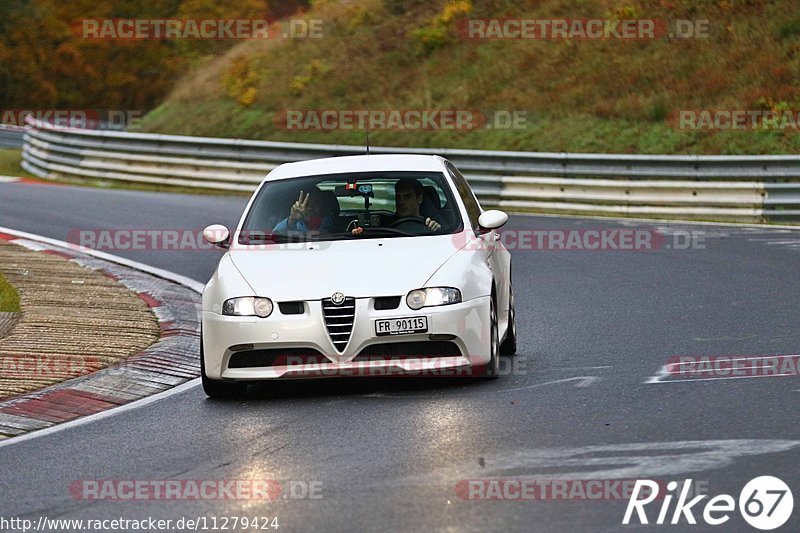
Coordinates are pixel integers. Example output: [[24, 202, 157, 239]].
[[208, 376, 499, 402]]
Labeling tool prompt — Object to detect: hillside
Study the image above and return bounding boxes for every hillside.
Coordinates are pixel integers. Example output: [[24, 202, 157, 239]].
[[0, 0, 307, 111], [139, 0, 800, 154]]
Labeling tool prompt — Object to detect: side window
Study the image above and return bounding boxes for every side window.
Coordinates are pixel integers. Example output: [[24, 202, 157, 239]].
[[446, 162, 482, 228]]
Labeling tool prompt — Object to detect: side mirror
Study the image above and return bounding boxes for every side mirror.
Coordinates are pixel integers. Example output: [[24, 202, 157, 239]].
[[203, 224, 230, 248], [477, 210, 508, 231]]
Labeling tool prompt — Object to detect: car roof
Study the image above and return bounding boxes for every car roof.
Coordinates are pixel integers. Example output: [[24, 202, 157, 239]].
[[263, 154, 448, 182]]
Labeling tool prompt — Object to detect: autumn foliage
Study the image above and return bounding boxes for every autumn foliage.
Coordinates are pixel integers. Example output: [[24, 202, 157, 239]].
[[0, 0, 308, 110]]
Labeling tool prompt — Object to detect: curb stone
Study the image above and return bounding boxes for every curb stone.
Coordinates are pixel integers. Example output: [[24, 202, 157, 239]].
[[0, 312, 19, 339], [0, 235, 201, 438]]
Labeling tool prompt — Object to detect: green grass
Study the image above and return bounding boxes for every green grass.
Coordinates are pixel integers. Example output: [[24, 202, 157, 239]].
[[0, 149, 35, 180], [137, 0, 800, 155], [0, 271, 20, 313]]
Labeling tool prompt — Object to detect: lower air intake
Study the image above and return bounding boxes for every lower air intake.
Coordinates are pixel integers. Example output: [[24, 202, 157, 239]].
[[353, 341, 461, 361], [228, 348, 328, 368]]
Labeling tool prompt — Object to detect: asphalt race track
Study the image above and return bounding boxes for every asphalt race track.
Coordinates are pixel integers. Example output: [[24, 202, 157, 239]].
[[1, 181, 799, 532]]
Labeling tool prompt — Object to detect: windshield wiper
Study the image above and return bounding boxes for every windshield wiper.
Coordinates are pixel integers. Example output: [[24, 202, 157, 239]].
[[311, 232, 357, 241], [245, 228, 416, 243], [295, 228, 416, 241], [238, 233, 310, 244], [357, 227, 415, 237]]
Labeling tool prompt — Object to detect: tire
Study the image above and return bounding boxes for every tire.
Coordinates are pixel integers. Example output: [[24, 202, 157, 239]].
[[499, 283, 517, 356], [201, 338, 245, 399], [477, 297, 500, 379]]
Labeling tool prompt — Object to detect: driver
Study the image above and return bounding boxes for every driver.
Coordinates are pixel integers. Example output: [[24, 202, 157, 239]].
[[388, 178, 442, 231]]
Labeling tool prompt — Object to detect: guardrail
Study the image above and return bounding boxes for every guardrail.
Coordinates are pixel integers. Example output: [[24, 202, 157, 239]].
[[0, 126, 25, 148], [20, 118, 800, 223]]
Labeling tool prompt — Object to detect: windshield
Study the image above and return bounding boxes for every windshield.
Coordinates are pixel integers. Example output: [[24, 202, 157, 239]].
[[238, 171, 463, 244]]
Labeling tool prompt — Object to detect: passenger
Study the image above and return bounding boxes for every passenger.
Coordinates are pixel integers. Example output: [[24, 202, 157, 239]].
[[273, 187, 337, 234]]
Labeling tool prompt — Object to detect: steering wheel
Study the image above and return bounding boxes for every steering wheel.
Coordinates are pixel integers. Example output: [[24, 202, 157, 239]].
[[390, 216, 429, 231]]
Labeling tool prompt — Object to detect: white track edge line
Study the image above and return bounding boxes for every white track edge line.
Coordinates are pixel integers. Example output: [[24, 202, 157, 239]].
[[0, 379, 200, 449]]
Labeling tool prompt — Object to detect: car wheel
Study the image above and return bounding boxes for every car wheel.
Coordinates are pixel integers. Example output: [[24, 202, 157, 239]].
[[499, 283, 517, 356], [201, 337, 245, 399], [477, 297, 500, 379]]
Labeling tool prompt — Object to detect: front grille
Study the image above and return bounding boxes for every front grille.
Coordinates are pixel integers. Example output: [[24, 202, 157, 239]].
[[322, 297, 355, 352], [374, 296, 401, 310], [353, 341, 461, 362], [228, 348, 327, 368]]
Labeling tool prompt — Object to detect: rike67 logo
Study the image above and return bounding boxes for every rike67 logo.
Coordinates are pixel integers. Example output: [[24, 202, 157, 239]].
[[623, 476, 793, 530]]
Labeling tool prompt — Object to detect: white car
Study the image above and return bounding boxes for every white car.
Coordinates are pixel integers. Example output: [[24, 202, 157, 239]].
[[201, 154, 515, 397]]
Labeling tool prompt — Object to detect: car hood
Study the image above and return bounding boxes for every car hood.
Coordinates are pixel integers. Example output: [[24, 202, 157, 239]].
[[228, 235, 465, 301]]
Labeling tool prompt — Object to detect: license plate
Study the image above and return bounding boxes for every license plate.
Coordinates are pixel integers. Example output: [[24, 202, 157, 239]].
[[375, 316, 428, 336]]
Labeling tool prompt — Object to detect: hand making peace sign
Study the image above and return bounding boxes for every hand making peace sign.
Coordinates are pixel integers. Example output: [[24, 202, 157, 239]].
[[289, 190, 310, 222]]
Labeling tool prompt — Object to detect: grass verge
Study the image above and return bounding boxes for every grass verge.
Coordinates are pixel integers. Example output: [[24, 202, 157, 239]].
[[0, 271, 20, 313], [0, 149, 35, 179]]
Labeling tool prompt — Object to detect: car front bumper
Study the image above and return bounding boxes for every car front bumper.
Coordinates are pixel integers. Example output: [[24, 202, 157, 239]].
[[202, 295, 491, 380]]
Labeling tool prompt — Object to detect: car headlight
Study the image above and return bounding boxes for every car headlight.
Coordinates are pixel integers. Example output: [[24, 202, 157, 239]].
[[222, 297, 273, 318], [406, 287, 462, 310]]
